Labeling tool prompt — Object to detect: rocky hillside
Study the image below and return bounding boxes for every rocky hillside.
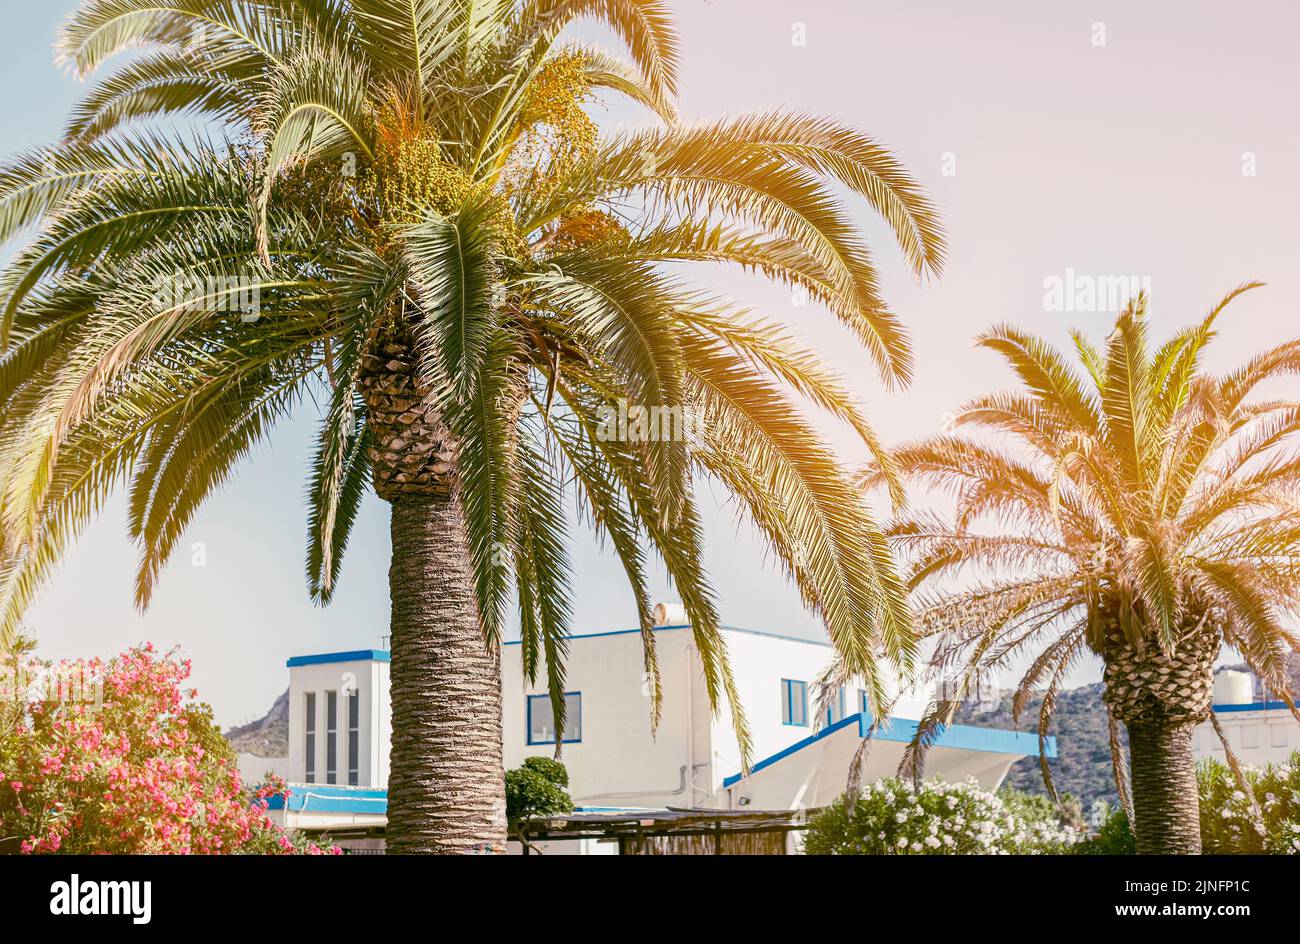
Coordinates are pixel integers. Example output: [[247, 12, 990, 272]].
[[224, 688, 289, 757], [958, 683, 1119, 806], [958, 656, 1300, 807]]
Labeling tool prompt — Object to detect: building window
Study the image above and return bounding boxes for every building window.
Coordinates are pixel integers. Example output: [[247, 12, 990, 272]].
[[326, 690, 338, 784], [1242, 723, 1260, 749], [781, 679, 808, 726], [304, 692, 316, 784], [859, 689, 871, 717], [825, 686, 847, 725], [348, 689, 360, 786], [1271, 724, 1289, 749], [527, 693, 582, 745]]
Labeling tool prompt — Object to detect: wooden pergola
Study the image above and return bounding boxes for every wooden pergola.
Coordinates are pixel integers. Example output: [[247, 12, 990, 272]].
[[517, 807, 812, 855]]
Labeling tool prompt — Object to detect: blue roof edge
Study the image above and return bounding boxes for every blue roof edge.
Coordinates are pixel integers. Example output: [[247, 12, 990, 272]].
[[722, 712, 1056, 789], [501, 622, 831, 648], [286, 649, 390, 668], [1214, 700, 1293, 713], [287, 624, 833, 666]]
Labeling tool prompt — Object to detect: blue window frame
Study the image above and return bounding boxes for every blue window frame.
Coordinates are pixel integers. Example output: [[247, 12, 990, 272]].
[[858, 689, 876, 722], [527, 692, 582, 745], [781, 679, 808, 726], [824, 686, 847, 725]]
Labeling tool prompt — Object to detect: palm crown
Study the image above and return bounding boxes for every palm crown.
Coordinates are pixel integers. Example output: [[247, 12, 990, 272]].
[[0, 0, 945, 752], [859, 287, 1300, 805]]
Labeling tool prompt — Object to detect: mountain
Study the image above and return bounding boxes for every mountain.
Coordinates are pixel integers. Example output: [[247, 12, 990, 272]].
[[957, 683, 1119, 806], [224, 688, 289, 757], [958, 654, 1300, 807]]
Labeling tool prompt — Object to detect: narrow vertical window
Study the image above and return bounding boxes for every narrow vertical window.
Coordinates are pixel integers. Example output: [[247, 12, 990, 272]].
[[348, 689, 360, 786], [326, 690, 338, 784], [304, 692, 316, 784], [781, 679, 808, 727], [825, 686, 847, 725]]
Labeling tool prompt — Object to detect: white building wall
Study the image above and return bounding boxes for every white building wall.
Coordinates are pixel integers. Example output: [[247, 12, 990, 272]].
[[706, 627, 931, 797], [236, 752, 289, 788], [502, 628, 709, 808], [271, 625, 1038, 833], [500, 624, 932, 809], [1194, 707, 1299, 767], [286, 655, 386, 787]]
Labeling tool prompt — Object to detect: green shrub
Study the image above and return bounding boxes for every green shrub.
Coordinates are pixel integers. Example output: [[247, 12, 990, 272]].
[[520, 755, 569, 788], [505, 756, 573, 840], [1197, 753, 1300, 855], [1072, 800, 1136, 855], [805, 778, 1078, 855], [1069, 753, 1300, 855]]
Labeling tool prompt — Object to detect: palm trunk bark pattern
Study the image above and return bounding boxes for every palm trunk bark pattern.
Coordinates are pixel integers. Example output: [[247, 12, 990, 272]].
[[1103, 622, 1217, 856], [362, 324, 506, 854], [1126, 719, 1201, 855], [386, 492, 506, 854]]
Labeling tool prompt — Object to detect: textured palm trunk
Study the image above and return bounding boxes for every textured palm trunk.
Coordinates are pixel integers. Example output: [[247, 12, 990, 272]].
[[385, 491, 506, 854], [1102, 621, 1217, 856], [362, 326, 506, 854], [1126, 719, 1201, 855]]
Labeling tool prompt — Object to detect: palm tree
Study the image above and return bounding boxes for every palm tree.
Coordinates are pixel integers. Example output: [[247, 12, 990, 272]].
[[853, 287, 1300, 854], [0, 0, 944, 853]]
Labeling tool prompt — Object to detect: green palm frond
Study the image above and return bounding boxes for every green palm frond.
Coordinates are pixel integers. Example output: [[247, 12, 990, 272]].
[[3, 0, 947, 771]]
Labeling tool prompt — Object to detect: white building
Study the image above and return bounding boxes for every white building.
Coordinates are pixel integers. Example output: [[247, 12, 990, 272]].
[[1194, 669, 1300, 766], [253, 617, 1053, 851]]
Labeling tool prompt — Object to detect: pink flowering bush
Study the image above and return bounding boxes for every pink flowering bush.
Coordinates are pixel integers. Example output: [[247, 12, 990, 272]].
[[0, 643, 339, 855]]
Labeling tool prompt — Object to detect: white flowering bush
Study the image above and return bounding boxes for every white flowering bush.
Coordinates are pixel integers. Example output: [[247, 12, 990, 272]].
[[1198, 753, 1300, 855], [804, 778, 1078, 855]]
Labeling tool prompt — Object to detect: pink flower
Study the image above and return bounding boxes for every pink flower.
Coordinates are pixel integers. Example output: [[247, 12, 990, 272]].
[[3, 646, 338, 856]]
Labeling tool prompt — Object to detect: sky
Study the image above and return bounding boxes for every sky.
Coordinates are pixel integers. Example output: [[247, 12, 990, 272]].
[[4, 1, 1300, 727]]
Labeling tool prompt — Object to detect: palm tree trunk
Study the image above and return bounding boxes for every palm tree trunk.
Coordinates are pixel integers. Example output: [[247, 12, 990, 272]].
[[384, 490, 507, 854], [361, 323, 508, 853], [1126, 719, 1201, 855]]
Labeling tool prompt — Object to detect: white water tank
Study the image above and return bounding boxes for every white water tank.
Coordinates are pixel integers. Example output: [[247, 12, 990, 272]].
[[1213, 670, 1254, 706], [652, 602, 689, 626]]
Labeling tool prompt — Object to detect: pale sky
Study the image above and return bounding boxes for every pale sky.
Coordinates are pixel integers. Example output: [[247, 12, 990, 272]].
[[4, 1, 1299, 727]]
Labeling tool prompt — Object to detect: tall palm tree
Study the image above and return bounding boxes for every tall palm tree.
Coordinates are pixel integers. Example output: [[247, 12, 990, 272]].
[[0, 0, 944, 853], [854, 287, 1300, 854]]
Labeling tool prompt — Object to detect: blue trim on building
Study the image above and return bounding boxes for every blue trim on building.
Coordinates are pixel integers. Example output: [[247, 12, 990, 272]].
[[264, 784, 388, 815], [286, 624, 832, 669], [1214, 700, 1293, 713], [721, 712, 1057, 788], [286, 650, 390, 668], [499, 623, 831, 648]]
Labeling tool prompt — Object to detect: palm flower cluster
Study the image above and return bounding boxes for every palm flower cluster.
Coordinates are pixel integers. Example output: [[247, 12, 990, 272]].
[[0, 0, 946, 795]]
